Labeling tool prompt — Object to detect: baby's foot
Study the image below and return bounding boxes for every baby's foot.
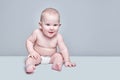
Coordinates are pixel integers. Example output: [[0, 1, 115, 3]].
[[25, 64, 36, 74], [52, 63, 62, 71]]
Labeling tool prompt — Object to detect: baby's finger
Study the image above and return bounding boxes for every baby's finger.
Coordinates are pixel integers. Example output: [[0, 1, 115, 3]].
[[65, 64, 69, 67], [32, 55, 36, 59], [68, 64, 72, 67], [28, 55, 33, 58], [71, 63, 76, 67]]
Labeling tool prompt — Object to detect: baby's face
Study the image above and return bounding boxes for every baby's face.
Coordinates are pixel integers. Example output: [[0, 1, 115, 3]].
[[40, 14, 61, 38]]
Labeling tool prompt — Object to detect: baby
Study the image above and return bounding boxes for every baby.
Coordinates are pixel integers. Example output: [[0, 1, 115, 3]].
[[25, 8, 76, 73]]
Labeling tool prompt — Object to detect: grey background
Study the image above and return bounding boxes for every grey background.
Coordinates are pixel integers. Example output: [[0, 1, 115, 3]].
[[0, 0, 120, 56]]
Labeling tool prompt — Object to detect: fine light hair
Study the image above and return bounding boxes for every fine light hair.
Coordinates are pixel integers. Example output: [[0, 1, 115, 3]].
[[40, 8, 60, 22]]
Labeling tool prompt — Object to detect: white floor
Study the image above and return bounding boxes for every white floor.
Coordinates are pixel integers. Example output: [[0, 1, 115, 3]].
[[0, 56, 120, 80]]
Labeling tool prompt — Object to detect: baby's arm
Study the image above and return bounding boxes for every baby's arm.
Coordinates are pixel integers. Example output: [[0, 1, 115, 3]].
[[57, 34, 76, 67], [26, 30, 39, 59]]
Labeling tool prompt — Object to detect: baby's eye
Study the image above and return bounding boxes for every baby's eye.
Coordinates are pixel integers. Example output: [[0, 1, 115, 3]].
[[54, 24, 58, 26], [46, 24, 50, 26]]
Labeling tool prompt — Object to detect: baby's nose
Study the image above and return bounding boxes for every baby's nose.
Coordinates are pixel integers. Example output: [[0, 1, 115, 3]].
[[50, 26, 54, 29]]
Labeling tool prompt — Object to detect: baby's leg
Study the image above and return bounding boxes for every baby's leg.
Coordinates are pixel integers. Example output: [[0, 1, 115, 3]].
[[25, 57, 36, 73], [50, 53, 63, 71], [25, 54, 41, 73]]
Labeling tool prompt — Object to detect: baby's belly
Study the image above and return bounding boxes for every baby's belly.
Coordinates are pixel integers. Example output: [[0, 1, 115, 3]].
[[34, 45, 57, 56]]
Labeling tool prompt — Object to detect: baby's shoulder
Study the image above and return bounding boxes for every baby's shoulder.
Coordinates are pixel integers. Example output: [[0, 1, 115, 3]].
[[57, 33, 62, 37], [56, 33, 63, 39], [32, 28, 41, 34]]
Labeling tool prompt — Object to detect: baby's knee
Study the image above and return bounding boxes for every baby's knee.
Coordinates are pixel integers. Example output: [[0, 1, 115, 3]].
[[54, 53, 63, 59]]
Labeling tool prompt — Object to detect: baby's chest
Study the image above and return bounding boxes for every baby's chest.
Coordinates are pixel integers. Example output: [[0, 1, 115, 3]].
[[36, 38, 57, 48]]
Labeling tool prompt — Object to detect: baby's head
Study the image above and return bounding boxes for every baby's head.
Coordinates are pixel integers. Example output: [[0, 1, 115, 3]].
[[39, 8, 61, 38], [40, 8, 60, 22]]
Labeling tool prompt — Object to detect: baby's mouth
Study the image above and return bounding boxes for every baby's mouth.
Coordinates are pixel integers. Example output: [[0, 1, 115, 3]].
[[49, 32, 54, 34]]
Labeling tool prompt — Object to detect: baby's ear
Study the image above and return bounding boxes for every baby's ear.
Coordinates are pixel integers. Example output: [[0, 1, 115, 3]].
[[39, 22, 42, 29], [39, 22, 42, 26], [59, 24, 61, 27]]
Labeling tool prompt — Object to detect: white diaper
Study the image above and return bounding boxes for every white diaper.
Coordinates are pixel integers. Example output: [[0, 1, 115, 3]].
[[41, 56, 51, 64]]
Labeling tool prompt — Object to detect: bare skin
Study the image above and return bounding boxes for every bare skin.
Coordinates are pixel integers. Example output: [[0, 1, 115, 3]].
[[25, 8, 76, 73]]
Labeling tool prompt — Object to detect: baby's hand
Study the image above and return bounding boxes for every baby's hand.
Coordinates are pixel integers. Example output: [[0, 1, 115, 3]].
[[28, 52, 39, 60], [64, 61, 76, 67]]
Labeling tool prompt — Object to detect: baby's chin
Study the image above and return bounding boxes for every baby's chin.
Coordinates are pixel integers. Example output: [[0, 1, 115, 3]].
[[45, 33, 57, 38], [48, 35, 56, 38]]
